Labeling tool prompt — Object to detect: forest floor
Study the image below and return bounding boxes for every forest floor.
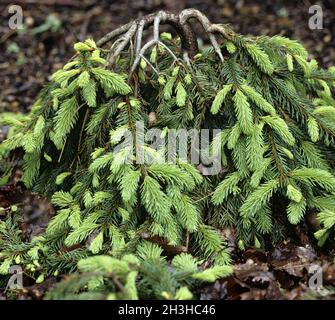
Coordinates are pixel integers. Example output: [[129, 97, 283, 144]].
[[0, 0, 335, 299]]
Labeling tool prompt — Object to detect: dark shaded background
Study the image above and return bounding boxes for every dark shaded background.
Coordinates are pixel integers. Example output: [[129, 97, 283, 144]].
[[0, 0, 334, 114], [0, 0, 335, 300]]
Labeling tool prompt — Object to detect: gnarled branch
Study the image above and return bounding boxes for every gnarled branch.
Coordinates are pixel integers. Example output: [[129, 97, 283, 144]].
[[97, 9, 231, 71]]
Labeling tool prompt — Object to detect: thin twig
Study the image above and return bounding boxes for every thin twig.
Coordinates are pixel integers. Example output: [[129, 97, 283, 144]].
[[58, 140, 67, 163], [77, 108, 90, 158], [108, 23, 138, 65], [135, 20, 145, 57], [185, 232, 190, 251], [157, 41, 179, 61], [194, 191, 215, 203], [140, 55, 159, 75]]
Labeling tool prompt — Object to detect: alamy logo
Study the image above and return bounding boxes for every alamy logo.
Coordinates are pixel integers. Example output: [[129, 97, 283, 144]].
[[308, 264, 323, 290], [112, 121, 222, 175], [8, 5, 23, 30], [5, 265, 23, 291], [308, 5, 323, 30]]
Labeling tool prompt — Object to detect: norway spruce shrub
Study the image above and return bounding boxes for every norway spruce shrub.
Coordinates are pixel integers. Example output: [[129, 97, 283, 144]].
[[0, 9, 335, 299]]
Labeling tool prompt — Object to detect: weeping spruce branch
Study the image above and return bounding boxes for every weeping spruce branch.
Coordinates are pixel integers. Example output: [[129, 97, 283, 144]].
[[1, 9, 335, 299]]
